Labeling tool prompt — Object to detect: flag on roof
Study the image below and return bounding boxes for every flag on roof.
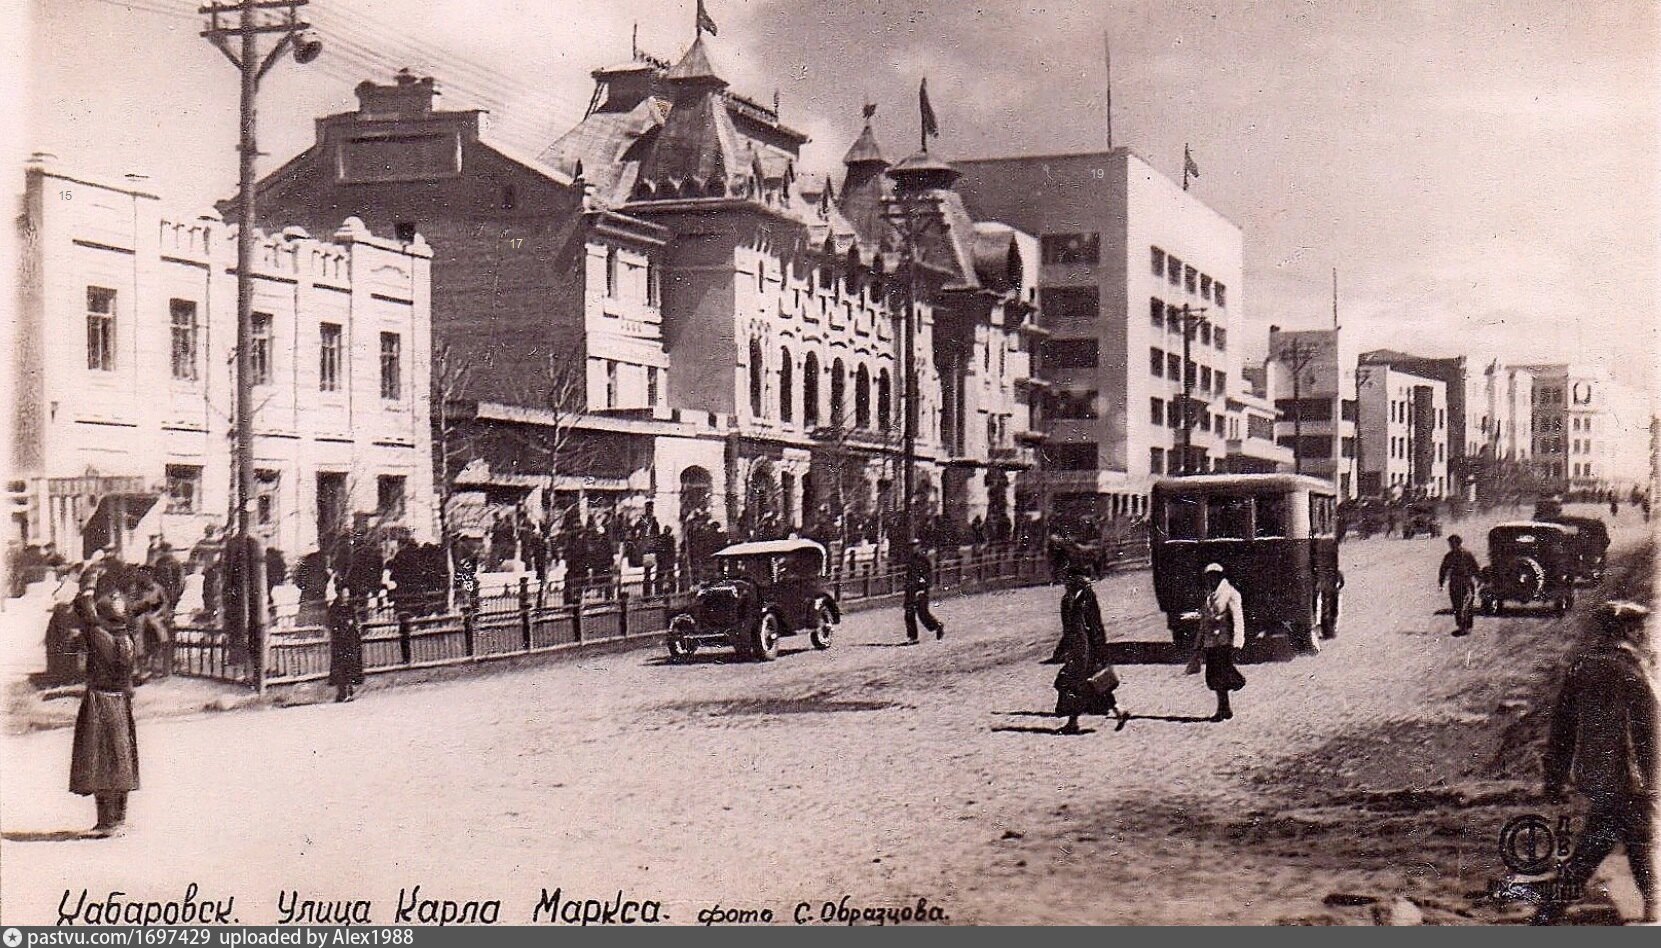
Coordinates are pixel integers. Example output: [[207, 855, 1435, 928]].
[[920, 78, 939, 141], [696, 0, 718, 37]]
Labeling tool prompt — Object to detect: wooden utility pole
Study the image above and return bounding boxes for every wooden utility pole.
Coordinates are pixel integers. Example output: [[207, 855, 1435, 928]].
[[201, 0, 320, 693], [1274, 337, 1322, 476]]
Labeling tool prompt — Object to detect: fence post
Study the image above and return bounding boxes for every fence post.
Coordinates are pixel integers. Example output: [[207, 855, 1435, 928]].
[[398, 615, 413, 666], [519, 576, 533, 651], [572, 597, 584, 643], [618, 589, 630, 638], [462, 607, 476, 658]]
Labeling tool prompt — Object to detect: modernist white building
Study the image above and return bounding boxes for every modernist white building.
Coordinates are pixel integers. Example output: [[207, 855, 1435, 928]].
[[1356, 363, 1449, 497], [11, 159, 436, 560], [1264, 326, 1360, 498]]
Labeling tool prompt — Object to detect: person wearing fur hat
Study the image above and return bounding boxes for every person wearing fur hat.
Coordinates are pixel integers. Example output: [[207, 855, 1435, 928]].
[[68, 585, 141, 838]]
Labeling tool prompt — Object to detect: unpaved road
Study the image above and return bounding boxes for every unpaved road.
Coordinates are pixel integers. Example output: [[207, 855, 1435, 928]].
[[3, 506, 1653, 924]]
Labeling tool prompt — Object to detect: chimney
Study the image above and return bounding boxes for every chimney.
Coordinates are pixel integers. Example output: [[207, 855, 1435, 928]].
[[355, 69, 439, 119]]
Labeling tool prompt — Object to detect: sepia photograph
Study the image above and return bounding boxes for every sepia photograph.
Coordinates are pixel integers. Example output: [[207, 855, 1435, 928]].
[[1, 0, 1656, 928]]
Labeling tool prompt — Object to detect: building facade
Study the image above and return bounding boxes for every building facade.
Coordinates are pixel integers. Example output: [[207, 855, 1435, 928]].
[[249, 41, 1042, 541], [12, 159, 435, 559], [955, 148, 1251, 521], [1264, 326, 1359, 498], [1356, 364, 1449, 497], [1518, 364, 1652, 493]]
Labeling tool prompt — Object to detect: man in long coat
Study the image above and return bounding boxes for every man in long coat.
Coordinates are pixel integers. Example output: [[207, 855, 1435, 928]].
[[1535, 600, 1657, 924], [1053, 563, 1121, 734], [69, 585, 140, 837], [1438, 534, 1482, 636]]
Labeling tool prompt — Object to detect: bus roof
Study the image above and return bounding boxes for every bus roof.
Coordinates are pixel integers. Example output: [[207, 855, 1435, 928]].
[[1151, 474, 1339, 496]]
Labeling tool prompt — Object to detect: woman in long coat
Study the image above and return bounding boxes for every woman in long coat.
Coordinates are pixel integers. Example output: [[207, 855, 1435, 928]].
[[1053, 564, 1122, 734], [69, 588, 141, 837], [1195, 563, 1247, 721]]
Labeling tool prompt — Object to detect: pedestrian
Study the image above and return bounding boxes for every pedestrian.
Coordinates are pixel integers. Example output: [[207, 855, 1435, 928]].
[[1534, 600, 1656, 925], [1609, 498, 1619, 519], [68, 586, 141, 838], [1190, 563, 1246, 722], [127, 565, 172, 681], [149, 542, 183, 613], [326, 579, 364, 703], [1439, 534, 1482, 637], [1052, 563, 1123, 735], [903, 541, 944, 643]]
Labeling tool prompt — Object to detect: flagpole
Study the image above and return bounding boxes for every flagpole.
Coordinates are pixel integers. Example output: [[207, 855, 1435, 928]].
[[1183, 144, 1189, 191], [1103, 31, 1112, 150]]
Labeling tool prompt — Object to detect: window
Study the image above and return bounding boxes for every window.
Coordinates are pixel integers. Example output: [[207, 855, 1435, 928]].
[[1207, 495, 1253, 540], [379, 332, 401, 399], [1310, 495, 1337, 537], [255, 469, 280, 529], [376, 475, 407, 521], [1168, 399, 1182, 429], [1200, 274, 1212, 300], [1150, 247, 1165, 276], [319, 322, 342, 392], [1199, 321, 1212, 345], [500, 185, 516, 210], [1248, 414, 1274, 440], [164, 465, 202, 514], [1214, 327, 1227, 350], [1150, 397, 1165, 425], [393, 221, 417, 242], [1341, 437, 1356, 458], [1184, 265, 1197, 294], [778, 351, 793, 422], [1437, 408, 1445, 429], [877, 369, 891, 429], [757, 262, 767, 293], [1161, 496, 1202, 540], [1149, 447, 1165, 475], [830, 359, 846, 423], [1040, 233, 1100, 265], [1254, 495, 1289, 538], [1214, 283, 1227, 307], [86, 287, 117, 371], [803, 353, 820, 427], [855, 364, 871, 428], [1040, 286, 1099, 330], [1041, 338, 1099, 370], [1167, 303, 1183, 331], [1150, 347, 1164, 377], [1276, 398, 1334, 422], [646, 256, 662, 308], [605, 360, 619, 408], [647, 366, 660, 407], [1167, 254, 1182, 286], [1149, 297, 1164, 328], [1050, 389, 1097, 419], [1215, 371, 1227, 395], [169, 299, 198, 381], [251, 312, 274, 385], [1184, 359, 1196, 387], [1043, 442, 1097, 471], [605, 246, 619, 298], [1340, 399, 1357, 422], [1200, 366, 1213, 391]]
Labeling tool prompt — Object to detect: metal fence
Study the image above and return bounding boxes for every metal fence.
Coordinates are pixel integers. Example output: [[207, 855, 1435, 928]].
[[167, 538, 1150, 689]]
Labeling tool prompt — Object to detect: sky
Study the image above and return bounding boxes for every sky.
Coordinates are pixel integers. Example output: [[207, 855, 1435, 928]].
[[19, 0, 1660, 395]]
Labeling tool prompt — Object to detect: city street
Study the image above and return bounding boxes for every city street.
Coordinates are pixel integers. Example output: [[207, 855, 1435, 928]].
[[2, 507, 1652, 925]]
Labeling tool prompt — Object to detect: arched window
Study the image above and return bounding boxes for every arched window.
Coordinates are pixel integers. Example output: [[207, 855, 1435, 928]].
[[855, 364, 871, 429], [803, 352, 820, 427], [679, 466, 713, 519], [830, 358, 846, 425], [749, 338, 765, 418], [778, 348, 794, 423], [877, 369, 892, 430]]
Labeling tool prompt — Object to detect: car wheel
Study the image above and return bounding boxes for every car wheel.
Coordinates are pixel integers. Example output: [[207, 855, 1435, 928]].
[[1481, 596, 1497, 615], [666, 617, 697, 662], [810, 601, 835, 650], [752, 612, 781, 661], [1290, 593, 1321, 655]]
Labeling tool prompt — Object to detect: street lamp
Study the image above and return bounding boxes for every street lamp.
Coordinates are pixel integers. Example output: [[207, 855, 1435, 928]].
[[881, 150, 955, 557], [201, 0, 321, 693]]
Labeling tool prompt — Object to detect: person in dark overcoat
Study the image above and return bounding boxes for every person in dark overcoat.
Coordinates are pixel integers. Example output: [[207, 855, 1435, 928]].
[[903, 542, 944, 643], [326, 577, 364, 703], [1053, 563, 1122, 734], [127, 565, 172, 682], [69, 586, 140, 837]]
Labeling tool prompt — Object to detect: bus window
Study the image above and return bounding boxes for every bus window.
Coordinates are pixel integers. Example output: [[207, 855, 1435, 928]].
[[1310, 495, 1336, 537], [1207, 495, 1253, 539], [1254, 494, 1289, 538], [1163, 496, 1202, 540]]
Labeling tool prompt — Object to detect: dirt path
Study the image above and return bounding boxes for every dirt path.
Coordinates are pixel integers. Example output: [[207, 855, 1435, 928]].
[[2, 506, 1652, 925]]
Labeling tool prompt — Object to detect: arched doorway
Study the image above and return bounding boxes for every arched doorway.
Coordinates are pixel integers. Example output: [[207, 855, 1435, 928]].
[[679, 466, 713, 521]]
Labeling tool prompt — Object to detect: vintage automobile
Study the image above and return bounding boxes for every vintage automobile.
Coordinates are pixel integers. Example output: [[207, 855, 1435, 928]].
[[1150, 474, 1343, 654], [665, 539, 839, 662], [1479, 522, 1577, 615], [1399, 501, 1443, 539], [1540, 514, 1610, 586], [1338, 498, 1389, 539]]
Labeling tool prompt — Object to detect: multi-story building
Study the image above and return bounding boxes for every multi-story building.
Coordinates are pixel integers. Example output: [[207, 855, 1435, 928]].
[[1520, 364, 1653, 493], [1264, 326, 1359, 497], [1359, 350, 1469, 480], [1220, 377, 1294, 474], [954, 148, 1248, 522], [1468, 361, 1534, 461], [248, 36, 1042, 538], [12, 158, 435, 559], [1356, 363, 1449, 497]]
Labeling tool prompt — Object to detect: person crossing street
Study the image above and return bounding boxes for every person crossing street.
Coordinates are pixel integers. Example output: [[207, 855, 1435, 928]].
[[904, 542, 944, 643], [1438, 534, 1482, 637]]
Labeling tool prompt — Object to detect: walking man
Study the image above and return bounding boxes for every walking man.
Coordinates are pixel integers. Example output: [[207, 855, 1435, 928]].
[[904, 541, 944, 643], [1534, 600, 1656, 925], [1192, 563, 1246, 721], [1439, 534, 1482, 637]]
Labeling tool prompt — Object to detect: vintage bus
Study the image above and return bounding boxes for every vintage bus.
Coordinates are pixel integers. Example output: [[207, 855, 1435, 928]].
[[1150, 474, 1342, 654]]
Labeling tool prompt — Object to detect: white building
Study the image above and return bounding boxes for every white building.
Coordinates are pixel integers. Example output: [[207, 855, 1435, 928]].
[[1264, 326, 1359, 498], [11, 159, 435, 560], [1357, 364, 1449, 497], [1469, 361, 1534, 462]]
